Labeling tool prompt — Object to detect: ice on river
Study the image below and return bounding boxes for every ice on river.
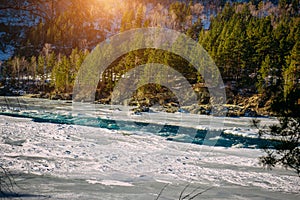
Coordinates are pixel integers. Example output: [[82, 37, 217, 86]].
[[0, 113, 299, 200]]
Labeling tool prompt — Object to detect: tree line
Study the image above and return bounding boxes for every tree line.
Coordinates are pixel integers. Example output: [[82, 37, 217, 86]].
[[199, 2, 299, 102], [1, 44, 88, 94]]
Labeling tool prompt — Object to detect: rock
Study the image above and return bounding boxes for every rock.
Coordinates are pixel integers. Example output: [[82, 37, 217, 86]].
[[51, 93, 62, 100], [63, 93, 72, 100], [163, 102, 179, 113], [98, 97, 111, 104], [42, 93, 50, 98], [244, 108, 257, 117], [131, 106, 150, 114], [165, 102, 179, 107], [165, 106, 178, 113], [178, 108, 188, 113], [226, 110, 239, 117], [65, 150, 71, 154], [50, 92, 72, 100]]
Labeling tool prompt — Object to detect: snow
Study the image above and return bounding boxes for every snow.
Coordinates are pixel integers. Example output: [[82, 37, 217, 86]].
[[0, 45, 14, 61], [0, 112, 299, 199], [86, 179, 134, 187], [0, 7, 39, 27]]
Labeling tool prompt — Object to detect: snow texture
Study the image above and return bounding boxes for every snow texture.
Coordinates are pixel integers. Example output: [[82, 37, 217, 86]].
[[0, 112, 299, 199]]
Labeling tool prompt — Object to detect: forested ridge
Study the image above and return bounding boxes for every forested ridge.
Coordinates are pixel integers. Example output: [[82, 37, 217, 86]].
[[0, 0, 299, 116]]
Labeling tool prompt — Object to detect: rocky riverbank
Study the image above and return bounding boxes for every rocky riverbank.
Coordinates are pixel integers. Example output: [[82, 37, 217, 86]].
[[13, 88, 273, 117], [111, 92, 273, 117]]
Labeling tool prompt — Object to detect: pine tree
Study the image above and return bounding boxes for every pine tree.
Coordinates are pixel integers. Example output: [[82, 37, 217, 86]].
[[258, 117, 300, 176], [186, 18, 202, 40], [69, 48, 88, 87], [120, 9, 135, 32], [135, 4, 145, 28], [220, 2, 235, 21], [283, 42, 300, 98], [169, 1, 191, 31], [51, 54, 71, 93], [37, 55, 46, 91]]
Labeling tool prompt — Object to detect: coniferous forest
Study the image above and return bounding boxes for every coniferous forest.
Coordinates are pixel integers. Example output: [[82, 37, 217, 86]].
[[0, 0, 299, 116]]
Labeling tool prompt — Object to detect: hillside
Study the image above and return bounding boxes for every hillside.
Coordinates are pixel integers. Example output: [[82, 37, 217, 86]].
[[0, 0, 299, 116]]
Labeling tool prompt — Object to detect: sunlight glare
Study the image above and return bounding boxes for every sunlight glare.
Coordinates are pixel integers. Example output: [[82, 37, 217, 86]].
[[95, 0, 125, 14]]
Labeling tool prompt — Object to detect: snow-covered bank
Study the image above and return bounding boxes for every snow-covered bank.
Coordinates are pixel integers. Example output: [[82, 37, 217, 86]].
[[0, 115, 299, 199]]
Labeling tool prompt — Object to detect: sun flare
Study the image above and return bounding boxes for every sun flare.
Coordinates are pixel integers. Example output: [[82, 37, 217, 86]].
[[94, 0, 126, 14]]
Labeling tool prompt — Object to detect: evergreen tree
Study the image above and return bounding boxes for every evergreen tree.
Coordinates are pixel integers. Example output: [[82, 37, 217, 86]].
[[186, 18, 202, 40], [52, 55, 70, 93], [120, 9, 135, 32], [37, 54, 46, 91], [258, 117, 300, 176], [283, 42, 300, 98], [30, 56, 37, 84], [257, 55, 272, 94], [135, 4, 145, 28], [169, 1, 191, 31]]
